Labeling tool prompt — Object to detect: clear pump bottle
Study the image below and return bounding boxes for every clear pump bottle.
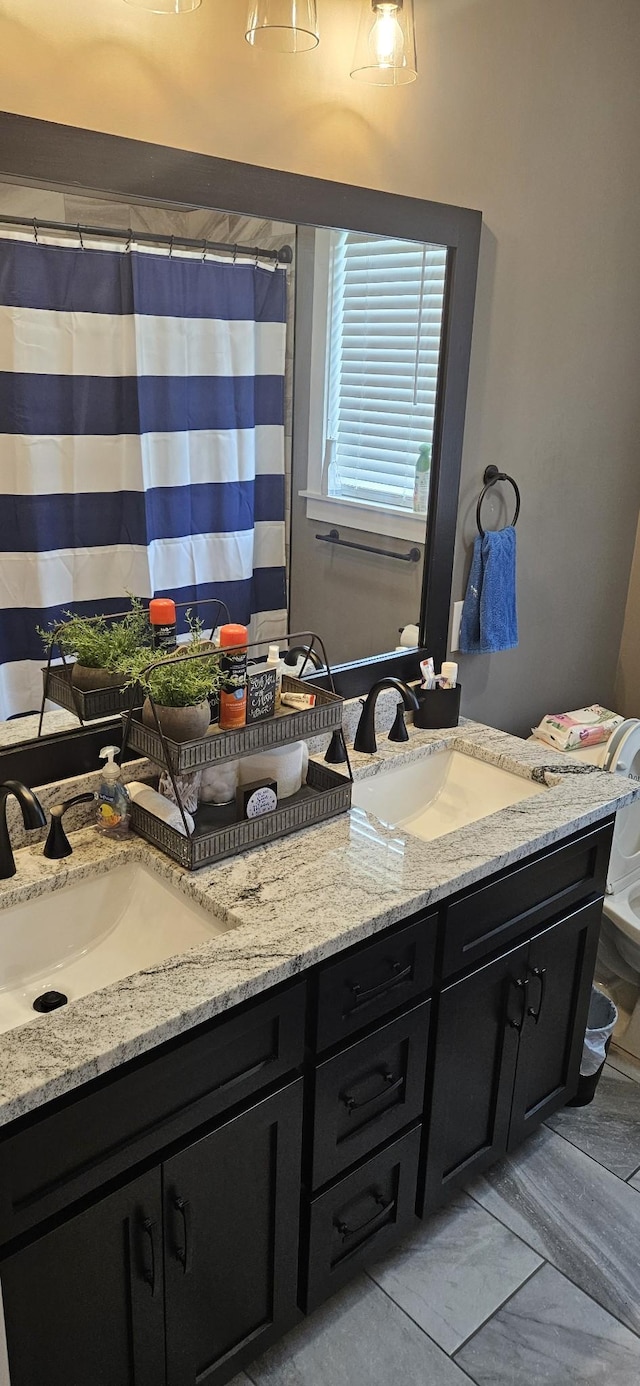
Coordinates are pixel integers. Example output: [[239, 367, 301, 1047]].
[[96, 746, 131, 838]]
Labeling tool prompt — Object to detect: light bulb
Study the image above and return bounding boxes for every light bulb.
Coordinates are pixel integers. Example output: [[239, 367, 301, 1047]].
[[370, 4, 404, 69], [351, 0, 417, 85]]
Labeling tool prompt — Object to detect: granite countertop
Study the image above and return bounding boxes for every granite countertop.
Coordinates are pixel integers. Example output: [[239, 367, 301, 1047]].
[[0, 718, 636, 1127]]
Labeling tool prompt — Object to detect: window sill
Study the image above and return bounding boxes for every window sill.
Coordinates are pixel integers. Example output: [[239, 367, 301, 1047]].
[[300, 491, 427, 544]]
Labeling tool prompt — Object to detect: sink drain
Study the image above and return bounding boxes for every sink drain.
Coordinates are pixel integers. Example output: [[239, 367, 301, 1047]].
[[32, 990, 68, 1014]]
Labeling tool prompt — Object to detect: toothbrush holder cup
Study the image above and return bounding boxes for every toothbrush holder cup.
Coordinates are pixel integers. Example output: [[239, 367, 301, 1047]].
[[413, 683, 461, 730]]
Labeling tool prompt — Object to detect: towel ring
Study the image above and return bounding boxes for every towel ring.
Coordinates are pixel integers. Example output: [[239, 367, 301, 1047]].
[[476, 466, 521, 536]]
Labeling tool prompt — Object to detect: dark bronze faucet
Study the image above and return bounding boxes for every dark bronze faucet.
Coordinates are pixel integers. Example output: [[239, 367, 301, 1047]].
[[353, 678, 420, 755], [0, 781, 47, 879]]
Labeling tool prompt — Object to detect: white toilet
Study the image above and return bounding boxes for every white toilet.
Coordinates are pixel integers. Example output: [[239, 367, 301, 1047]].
[[562, 720, 640, 1058]]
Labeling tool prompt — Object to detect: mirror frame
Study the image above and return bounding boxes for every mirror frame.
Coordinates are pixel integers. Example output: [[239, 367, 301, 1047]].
[[0, 111, 481, 779]]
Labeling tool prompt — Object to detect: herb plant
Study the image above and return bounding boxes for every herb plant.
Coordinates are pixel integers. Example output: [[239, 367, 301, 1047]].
[[123, 611, 228, 709], [39, 597, 151, 672]]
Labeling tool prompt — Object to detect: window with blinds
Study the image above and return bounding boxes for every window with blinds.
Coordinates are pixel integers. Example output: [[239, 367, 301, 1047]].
[[324, 232, 447, 513]]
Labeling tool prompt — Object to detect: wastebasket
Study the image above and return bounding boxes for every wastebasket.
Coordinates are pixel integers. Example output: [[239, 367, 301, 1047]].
[[566, 986, 618, 1108]]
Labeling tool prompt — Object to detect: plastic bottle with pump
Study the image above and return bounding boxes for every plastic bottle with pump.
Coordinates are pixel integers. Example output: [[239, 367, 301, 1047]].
[[266, 644, 285, 711], [96, 746, 131, 838]]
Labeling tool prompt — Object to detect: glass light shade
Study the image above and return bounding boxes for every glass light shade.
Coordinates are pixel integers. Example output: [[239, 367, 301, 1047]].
[[124, 0, 201, 12], [246, 0, 319, 52], [351, 0, 418, 85]]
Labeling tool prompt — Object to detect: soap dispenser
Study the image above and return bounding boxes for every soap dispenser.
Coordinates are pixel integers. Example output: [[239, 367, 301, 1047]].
[[96, 746, 131, 838]]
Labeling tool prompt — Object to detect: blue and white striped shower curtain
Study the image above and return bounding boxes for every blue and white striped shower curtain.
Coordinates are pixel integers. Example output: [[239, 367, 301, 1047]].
[[0, 235, 288, 718]]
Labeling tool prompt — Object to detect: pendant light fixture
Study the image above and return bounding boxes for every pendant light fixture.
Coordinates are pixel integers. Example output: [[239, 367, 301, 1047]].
[[125, 0, 201, 12], [245, 0, 320, 52], [351, 0, 418, 84]]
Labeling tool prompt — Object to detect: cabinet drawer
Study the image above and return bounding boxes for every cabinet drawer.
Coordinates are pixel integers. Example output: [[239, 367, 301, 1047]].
[[304, 1125, 421, 1312], [311, 1000, 430, 1188], [0, 981, 306, 1245], [442, 821, 613, 978], [314, 914, 436, 1052]]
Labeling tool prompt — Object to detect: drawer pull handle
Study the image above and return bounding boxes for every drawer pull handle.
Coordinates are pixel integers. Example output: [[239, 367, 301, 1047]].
[[346, 962, 413, 1016], [341, 1068, 404, 1114], [335, 1191, 395, 1244], [141, 1216, 158, 1298], [507, 976, 529, 1033], [527, 966, 547, 1024], [214, 1053, 277, 1095], [173, 1196, 193, 1275]]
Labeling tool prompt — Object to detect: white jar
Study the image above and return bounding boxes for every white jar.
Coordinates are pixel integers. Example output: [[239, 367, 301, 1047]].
[[238, 742, 309, 799]]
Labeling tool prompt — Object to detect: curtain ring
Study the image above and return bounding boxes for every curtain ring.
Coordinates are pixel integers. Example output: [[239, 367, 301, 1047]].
[[125, 227, 133, 253], [77, 224, 85, 250], [169, 235, 174, 258], [202, 238, 208, 262], [254, 250, 260, 268], [232, 243, 238, 264], [32, 218, 39, 244]]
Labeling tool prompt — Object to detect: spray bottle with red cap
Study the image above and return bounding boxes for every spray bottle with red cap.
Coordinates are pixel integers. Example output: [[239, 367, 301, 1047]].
[[149, 598, 177, 654]]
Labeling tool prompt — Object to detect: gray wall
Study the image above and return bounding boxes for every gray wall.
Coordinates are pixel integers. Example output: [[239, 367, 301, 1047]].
[[445, 9, 640, 737]]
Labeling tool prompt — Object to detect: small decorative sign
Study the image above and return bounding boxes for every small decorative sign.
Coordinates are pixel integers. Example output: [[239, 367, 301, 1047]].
[[246, 666, 277, 723], [236, 778, 278, 820]]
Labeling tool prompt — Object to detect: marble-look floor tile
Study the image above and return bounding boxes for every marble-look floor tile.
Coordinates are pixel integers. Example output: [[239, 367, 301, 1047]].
[[367, 1190, 541, 1354], [456, 1262, 640, 1385], [608, 1048, 640, 1085], [229, 1376, 253, 1385], [628, 1169, 640, 1191], [245, 1276, 470, 1385], [545, 1065, 640, 1177], [467, 1126, 640, 1334]]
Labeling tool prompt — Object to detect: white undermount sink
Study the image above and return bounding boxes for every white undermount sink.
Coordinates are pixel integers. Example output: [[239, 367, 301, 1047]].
[[352, 749, 546, 842], [0, 863, 230, 1034]]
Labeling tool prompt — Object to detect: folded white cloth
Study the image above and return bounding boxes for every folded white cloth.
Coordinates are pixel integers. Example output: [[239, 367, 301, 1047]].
[[128, 781, 195, 836]]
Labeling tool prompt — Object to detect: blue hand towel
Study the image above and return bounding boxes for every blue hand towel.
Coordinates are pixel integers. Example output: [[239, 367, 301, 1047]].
[[459, 525, 518, 654]]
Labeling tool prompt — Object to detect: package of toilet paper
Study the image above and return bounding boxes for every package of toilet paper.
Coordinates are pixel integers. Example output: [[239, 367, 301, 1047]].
[[532, 705, 623, 752]]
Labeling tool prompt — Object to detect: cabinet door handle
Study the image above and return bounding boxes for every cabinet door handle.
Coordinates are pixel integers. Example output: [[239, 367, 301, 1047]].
[[213, 1054, 277, 1095], [527, 966, 547, 1024], [141, 1216, 158, 1298], [346, 961, 413, 1016], [173, 1196, 193, 1275], [507, 976, 529, 1032], [340, 1068, 404, 1114], [335, 1191, 395, 1245]]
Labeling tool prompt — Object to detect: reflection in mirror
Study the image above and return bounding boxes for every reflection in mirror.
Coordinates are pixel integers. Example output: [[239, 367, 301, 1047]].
[[291, 225, 446, 664], [0, 178, 448, 744]]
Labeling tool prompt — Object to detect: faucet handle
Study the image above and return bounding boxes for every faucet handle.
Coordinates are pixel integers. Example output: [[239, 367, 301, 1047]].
[[43, 793, 95, 860], [388, 702, 410, 744]]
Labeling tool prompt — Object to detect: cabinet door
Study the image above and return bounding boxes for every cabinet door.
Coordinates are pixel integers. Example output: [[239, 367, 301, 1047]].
[[1, 1168, 164, 1386], [421, 941, 528, 1214], [508, 898, 602, 1148], [164, 1078, 303, 1386]]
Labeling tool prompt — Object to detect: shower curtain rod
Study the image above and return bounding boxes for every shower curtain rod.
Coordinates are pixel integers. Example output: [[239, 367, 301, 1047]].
[[0, 213, 294, 264]]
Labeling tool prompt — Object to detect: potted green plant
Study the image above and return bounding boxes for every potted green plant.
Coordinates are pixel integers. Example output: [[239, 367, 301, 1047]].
[[39, 598, 151, 693], [125, 612, 227, 743]]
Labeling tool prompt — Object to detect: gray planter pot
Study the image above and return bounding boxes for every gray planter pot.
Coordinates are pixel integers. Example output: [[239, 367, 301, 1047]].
[[142, 698, 211, 744], [71, 664, 126, 693]]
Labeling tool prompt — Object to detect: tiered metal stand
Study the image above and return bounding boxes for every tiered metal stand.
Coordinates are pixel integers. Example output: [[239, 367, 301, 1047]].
[[121, 631, 353, 871]]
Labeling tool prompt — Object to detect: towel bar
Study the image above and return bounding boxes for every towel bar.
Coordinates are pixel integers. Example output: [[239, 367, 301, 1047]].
[[316, 529, 421, 563]]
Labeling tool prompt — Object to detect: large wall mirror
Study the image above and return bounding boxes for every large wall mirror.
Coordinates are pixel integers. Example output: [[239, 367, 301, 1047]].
[[0, 113, 481, 771]]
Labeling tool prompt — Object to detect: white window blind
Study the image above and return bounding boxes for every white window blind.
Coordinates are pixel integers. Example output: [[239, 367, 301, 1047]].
[[325, 232, 447, 512]]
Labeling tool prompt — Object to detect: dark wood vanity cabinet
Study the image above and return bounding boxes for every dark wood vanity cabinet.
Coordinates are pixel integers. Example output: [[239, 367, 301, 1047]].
[[0, 818, 614, 1386], [422, 896, 602, 1212], [1, 1168, 166, 1386], [2, 1081, 303, 1386]]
